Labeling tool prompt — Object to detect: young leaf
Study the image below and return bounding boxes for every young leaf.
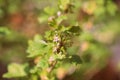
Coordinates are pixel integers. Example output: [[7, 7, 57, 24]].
[[3, 63, 28, 78], [27, 34, 49, 57]]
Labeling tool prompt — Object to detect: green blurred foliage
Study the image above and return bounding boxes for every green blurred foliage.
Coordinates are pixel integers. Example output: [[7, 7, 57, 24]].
[[1, 0, 120, 80]]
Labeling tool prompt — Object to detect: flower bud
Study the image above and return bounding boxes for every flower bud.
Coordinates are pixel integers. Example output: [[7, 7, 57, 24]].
[[48, 16, 55, 22], [53, 35, 60, 42], [57, 11, 61, 16]]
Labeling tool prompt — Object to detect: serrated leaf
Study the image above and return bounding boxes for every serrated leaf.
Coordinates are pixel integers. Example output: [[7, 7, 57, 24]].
[[27, 41, 47, 57], [3, 63, 28, 78], [27, 35, 48, 57]]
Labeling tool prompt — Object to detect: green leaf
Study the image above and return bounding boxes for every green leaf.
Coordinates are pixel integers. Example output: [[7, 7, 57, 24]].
[[3, 63, 28, 78], [44, 6, 56, 15], [27, 41, 46, 57], [70, 55, 82, 64], [55, 54, 66, 60], [27, 35, 48, 57], [59, 0, 70, 10], [44, 31, 53, 40], [34, 35, 47, 45], [68, 26, 81, 35], [0, 27, 11, 36], [67, 46, 79, 55], [56, 15, 67, 25], [30, 75, 38, 80], [36, 59, 49, 69], [38, 14, 49, 23], [63, 55, 82, 64], [30, 67, 38, 74]]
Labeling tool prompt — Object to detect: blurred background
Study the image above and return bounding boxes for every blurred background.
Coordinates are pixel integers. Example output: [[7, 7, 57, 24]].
[[0, 0, 120, 80]]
